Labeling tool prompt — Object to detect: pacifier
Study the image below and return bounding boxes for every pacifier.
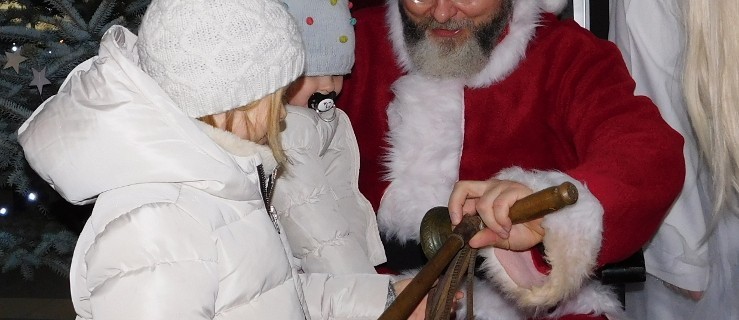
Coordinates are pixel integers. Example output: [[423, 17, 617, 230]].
[[308, 91, 338, 122]]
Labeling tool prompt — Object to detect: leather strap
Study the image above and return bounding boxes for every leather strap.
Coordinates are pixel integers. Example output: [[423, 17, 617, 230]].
[[425, 246, 478, 320]]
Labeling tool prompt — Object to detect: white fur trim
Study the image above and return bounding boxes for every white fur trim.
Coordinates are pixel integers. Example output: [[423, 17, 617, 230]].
[[377, 75, 466, 242], [546, 282, 627, 320], [540, 0, 568, 14], [393, 267, 421, 283], [456, 279, 625, 319], [195, 120, 278, 172], [477, 167, 605, 314], [386, 0, 414, 75], [400, 258, 623, 319], [385, 0, 566, 87], [467, 0, 542, 87]]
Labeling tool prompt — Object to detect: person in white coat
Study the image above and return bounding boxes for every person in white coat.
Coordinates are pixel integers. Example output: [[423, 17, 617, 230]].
[[273, 0, 387, 275], [16, 0, 413, 318], [609, 0, 739, 319], [609, 0, 711, 302], [681, 1, 739, 317]]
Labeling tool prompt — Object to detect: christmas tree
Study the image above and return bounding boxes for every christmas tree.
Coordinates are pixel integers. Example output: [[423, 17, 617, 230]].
[[0, 0, 150, 280]]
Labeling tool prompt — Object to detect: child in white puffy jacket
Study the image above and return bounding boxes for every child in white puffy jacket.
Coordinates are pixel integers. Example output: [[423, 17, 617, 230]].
[[273, 0, 387, 275], [18, 0, 407, 318]]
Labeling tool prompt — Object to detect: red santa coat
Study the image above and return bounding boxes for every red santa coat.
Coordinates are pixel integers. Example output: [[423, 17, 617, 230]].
[[339, 1, 684, 319]]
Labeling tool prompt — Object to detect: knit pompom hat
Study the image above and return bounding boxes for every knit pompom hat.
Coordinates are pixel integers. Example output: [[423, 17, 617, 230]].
[[137, 0, 305, 118], [283, 0, 355, 76]]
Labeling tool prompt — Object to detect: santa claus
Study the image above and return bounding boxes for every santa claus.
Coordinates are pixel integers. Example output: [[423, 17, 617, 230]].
[[339, 0, 685, 319]]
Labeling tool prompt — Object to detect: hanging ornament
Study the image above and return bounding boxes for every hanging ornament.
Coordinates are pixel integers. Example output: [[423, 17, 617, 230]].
[[30, 67, 52, 94], [3, 50, 27, 74]]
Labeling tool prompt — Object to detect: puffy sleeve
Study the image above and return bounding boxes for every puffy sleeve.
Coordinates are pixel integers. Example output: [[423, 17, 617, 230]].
[[274, 107, 381, 274], [300, 273, 392, 320], [83, 203, 219, 320]]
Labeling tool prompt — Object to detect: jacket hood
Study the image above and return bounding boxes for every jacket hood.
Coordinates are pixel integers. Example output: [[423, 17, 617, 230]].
[[18, 26, 274, 205], [385, 0, 567, 87]]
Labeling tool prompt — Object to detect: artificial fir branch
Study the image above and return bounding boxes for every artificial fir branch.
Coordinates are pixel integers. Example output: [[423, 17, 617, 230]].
[[0, 99, 32, 122], [42, 0, 87, 29], [89, 0, 117, 35], [0, 25, 51, 43], [124, 0, 150, 16], [0, 0, 154, 281], [49, 15, 91, 41]]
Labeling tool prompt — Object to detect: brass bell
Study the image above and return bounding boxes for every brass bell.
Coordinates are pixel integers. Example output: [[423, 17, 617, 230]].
[[420, 206, 456, 260], [418, 182, 578, 259]]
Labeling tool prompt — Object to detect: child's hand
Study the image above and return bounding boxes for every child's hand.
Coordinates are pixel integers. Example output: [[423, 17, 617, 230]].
[[448, 179, 545, 250]]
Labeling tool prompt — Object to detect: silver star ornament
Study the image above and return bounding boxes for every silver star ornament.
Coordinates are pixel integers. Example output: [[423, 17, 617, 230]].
[[30, 67, 52, 95], [4, 50, 27, 74]]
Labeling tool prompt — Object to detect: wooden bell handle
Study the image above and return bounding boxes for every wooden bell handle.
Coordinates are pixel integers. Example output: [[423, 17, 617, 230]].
[[509, 181, 578, 224]]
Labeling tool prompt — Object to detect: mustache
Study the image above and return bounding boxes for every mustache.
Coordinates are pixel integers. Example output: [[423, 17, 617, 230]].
[[402, 13, 475, 46], [419, 17, 475, 30], [399, 0, 513, 51]]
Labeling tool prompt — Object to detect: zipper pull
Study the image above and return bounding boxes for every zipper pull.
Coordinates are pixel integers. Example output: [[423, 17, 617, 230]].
[[257, 164, 281, 233], [268, 205, 281, 234]]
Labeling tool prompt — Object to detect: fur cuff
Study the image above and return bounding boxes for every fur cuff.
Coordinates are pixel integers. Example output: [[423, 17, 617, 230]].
[[545, 282, 627, 319], [457, 280, 625, 319], [477, 167, 604, 313]]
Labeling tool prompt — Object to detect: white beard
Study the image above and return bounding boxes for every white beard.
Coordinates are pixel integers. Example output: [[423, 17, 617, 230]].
[[407, 34, 489, 79]]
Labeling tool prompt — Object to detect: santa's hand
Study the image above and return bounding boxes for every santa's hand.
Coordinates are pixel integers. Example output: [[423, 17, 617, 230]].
[[448, 179, 545, 250]]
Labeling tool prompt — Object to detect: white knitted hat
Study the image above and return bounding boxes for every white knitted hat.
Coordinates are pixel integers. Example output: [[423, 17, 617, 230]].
[[283, 0, 355, 76], [137, 0, 305, 118]]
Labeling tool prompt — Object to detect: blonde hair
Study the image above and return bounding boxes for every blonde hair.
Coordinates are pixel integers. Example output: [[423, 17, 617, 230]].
[[199, 88, 287, 164], [683, 0, 739, 219]]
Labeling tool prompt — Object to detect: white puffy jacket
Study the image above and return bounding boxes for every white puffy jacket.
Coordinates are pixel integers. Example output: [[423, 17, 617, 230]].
[[17, 26, 390, 320], [274, 107, 386, 274]]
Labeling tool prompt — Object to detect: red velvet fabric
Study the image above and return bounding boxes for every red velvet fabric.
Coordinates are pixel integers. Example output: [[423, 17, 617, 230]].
[[341, 6, 684, 267], [456, 14, 685, 266], [340, 6, 400, 211], [350, 0, 384, 10]]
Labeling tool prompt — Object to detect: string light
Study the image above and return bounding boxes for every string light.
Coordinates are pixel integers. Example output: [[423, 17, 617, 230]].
[[0, 189, 11, 216], [27, 192, 37, 202]]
